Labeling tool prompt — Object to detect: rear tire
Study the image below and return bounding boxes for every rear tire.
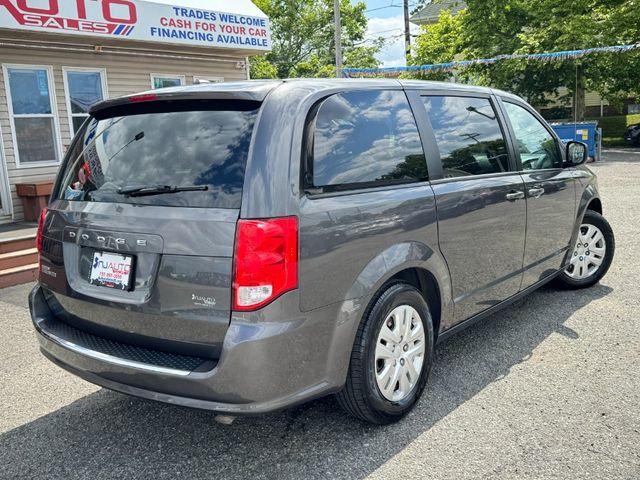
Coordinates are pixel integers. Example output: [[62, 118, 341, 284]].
[[554, 210, 615, 289], [336, 282, 434, 424]]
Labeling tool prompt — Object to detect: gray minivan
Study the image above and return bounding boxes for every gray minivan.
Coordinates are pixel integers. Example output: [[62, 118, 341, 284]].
[[30, 79, 615, 424]]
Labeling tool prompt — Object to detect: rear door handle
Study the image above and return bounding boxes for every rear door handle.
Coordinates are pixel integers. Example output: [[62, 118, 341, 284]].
[[505, 190, 525, 201], [528, 187, 545, 199]]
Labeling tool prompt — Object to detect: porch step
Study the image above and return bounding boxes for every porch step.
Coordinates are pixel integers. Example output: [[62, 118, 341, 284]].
[[0, 223, 40, 288], [0, 248, 38, 270], [0, 263, 38, 289], [0, 233, 37, 255]]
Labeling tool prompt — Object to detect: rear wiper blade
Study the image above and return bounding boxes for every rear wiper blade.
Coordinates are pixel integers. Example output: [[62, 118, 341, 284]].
[[117, 185, 208, 197]]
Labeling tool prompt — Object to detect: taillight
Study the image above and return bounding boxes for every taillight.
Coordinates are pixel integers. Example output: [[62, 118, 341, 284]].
[[129, 93, 158, 103], [233, 216, 298, 311], [36, 207, 47, 253]]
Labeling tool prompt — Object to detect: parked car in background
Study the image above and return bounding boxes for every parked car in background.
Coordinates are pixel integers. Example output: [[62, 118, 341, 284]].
[[30, 80, 615, 425], [625, 123, 640, 146]]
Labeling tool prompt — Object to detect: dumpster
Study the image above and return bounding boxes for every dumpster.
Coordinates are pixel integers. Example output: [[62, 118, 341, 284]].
[[550, 121, 602, 162]]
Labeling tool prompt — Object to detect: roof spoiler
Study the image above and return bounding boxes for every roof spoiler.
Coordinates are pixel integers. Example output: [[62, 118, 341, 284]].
[[89, 86, 275, 117]]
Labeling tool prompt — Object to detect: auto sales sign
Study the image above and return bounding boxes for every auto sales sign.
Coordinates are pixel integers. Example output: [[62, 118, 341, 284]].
[[0, 0, 271, 51]]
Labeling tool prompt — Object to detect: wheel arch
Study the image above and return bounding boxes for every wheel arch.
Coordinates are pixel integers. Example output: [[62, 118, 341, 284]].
[[576, 178, 600, 223], [344, 241, 452, 342], [328, 241, 453, 387], [347, 241, 451, 323], [386, 267, 442, 342], [586, 197, 602, 214], [566, 184, 603, 271]]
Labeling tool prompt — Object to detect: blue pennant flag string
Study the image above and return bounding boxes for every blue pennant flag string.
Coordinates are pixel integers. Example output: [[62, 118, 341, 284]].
[[343, 43, 640, 78]]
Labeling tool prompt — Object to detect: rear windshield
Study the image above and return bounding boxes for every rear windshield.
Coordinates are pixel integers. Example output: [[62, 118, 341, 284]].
[[57, 100, 260, 208]]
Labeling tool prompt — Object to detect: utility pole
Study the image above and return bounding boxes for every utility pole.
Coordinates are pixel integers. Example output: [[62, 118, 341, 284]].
[[403, 0, 411, 63], [334, 0, 342, 77]]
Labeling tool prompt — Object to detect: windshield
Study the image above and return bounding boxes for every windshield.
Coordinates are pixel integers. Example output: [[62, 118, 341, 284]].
[[57, 101, 260, 208]]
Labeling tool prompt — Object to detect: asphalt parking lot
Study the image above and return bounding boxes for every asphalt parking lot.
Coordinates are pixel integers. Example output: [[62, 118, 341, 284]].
[[1, 149, 639, 480]]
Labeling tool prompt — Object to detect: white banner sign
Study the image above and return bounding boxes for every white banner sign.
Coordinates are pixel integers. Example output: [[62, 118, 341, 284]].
[[0, 0, 271, 51]]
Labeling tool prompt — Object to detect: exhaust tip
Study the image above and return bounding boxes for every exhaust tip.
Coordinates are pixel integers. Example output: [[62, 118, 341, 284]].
[[214, 414, 237, 425]]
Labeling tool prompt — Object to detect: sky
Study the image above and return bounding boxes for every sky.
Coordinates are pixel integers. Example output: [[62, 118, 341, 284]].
[[356, 0, 423, 67]]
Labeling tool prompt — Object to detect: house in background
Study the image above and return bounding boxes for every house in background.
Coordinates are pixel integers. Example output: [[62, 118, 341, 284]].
[[410, 0, 465, 25], [0, 0, 271, 225], [0, 0, 271, 287], [539, 88, 639, 120]]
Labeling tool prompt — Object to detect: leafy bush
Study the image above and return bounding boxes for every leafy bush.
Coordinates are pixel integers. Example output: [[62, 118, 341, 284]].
[[602, 137, 629, 147], [587, 114, 640, 137], [544, 106, 573, 120]]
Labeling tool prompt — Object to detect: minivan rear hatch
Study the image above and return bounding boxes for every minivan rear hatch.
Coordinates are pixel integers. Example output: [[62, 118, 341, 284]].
[[39, 97, 261, 359]]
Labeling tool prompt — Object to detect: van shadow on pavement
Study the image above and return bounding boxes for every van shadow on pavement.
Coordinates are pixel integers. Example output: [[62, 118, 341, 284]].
[[0, 284, 612, 480]]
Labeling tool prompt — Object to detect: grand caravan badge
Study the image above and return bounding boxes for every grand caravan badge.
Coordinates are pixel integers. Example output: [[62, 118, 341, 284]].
[[191, 293, 216, 308]]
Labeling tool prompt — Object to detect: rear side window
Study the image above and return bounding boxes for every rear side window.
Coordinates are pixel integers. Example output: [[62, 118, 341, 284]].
[[309, 90, 427, 191], [57, 101, 259, 208], [422, 96, 510, 178]]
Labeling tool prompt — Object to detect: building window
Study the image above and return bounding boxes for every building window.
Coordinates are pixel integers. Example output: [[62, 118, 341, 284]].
[[3, 65, 61, 166], [63, 68, 107, 136], [150, 74, 185, 89]]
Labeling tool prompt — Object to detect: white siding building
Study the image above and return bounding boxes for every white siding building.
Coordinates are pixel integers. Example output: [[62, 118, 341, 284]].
[[0, 0, 270, 223]]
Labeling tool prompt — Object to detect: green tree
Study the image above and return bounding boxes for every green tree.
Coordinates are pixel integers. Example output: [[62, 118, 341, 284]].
[[290, 55, 336, 77], [410, 0, 428, 16], [408, 9, 466, 81], [250, 0, 381, 78], [344, 40, 386, 69], [409, 0, 640, 120], [249, 55, 279, 79], [464, 0, 640, 119]]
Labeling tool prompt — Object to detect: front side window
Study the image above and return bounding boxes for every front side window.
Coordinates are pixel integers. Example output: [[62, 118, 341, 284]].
[[423, 96, 509, 178], [311, 90, 427, 190], [58, 101, 260, 208], [503, 102, 562, 170], [151, 74, 185, 89], [65, 69, 106, 135], [5, 66, 59, 165]]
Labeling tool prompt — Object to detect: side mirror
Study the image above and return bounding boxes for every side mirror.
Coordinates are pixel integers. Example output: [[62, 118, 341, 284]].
[[565, 141, 588, 166]]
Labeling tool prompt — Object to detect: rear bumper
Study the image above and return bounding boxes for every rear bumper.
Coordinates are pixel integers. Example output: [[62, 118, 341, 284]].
[[30, 284, 359, 414]]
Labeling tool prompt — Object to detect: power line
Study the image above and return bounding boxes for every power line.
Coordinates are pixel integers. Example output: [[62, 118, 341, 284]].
[[364, 27, 404, 36], [365, 5, 401, 13], [355, 32, 405, 45], [360, 25, 420, 41], [365, 0, 397, 13], [365, 1, 421, 13]]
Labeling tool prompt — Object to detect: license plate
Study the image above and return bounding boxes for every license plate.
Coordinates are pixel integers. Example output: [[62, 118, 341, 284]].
[[89, 252, 133, 290]]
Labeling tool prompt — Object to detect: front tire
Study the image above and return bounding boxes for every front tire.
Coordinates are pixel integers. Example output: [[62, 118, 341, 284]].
[[554, 210, 615, 289], [336, 282, 434, 424]]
